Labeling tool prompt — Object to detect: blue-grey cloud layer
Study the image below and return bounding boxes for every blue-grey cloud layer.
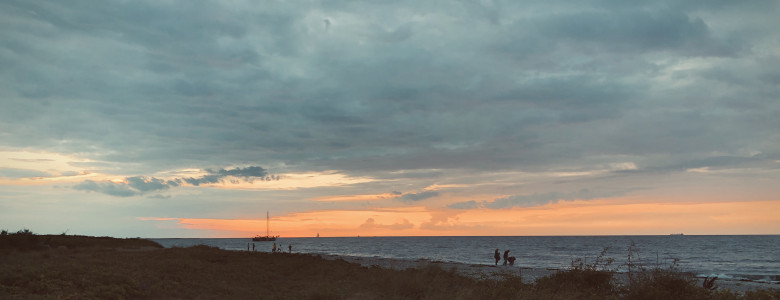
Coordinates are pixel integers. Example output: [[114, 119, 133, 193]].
[[2, 0, 779, 192], [448, 189, 630, 210], [73, 166, 275, 197]]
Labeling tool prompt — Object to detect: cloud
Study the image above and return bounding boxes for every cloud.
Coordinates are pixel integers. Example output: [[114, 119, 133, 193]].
[[672, 154, 780, 172], [2, 0, 779, 219], [446, 189, 631, 210], [73, 180, 143, 198], [446, 200, 482, 210], [0, 168, 52, 179], [182, 166, 277, 186], [359, 218, 414, 230], [3, 0, 776, 179], [418, 210, 483, 231], [73, 166, 276, 197], [126, 176, 171, 193], [418, 220, 483, 232], [486, 192, 569, 209], [484, 189, 621, 209], [531, 9, 743, 57], [399, 191, 439, 202], [9, 158, 54, 162]]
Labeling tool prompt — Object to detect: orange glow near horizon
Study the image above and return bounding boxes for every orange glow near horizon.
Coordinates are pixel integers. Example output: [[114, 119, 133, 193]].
[[140, 199, 780, 237]]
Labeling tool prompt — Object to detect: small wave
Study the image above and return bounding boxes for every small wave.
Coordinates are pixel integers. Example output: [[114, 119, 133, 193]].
[[698, 273, 780, 283]]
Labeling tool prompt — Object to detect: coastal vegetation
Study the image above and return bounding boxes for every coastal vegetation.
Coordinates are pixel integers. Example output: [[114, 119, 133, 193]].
[[1, 230, 777, 299]]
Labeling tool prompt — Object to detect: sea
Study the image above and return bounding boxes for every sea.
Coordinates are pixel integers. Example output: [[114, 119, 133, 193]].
[[150, 235, 779, 283]]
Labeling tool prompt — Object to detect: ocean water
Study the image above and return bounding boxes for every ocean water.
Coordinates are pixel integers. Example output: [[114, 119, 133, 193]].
[[150, 235, 779, 283]]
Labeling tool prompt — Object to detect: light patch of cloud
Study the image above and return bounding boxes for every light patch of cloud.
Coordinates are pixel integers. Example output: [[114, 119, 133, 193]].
[[359, 218, 414, 230], [0, 151, 91, 179], [609, 162, 639, 171], [417, 210, 482, 231], [235, 171, 375, 190], [418, 219, 484, 232]]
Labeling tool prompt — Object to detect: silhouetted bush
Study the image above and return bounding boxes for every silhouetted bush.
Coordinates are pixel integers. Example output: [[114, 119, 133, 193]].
[[621, 242, 711, 300], [0, 229, 40, 250], [43, 234, 162, 249], [535, 247, 617, 299]]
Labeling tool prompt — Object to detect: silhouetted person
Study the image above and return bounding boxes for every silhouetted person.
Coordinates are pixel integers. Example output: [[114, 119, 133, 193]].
[[503, 250, 510, 265], [273, 242, 277, 253], [508, 256, 516, 266], [288, 245, 292, 253], [252, 243, 255, 252], [494, 249, 501, 265]]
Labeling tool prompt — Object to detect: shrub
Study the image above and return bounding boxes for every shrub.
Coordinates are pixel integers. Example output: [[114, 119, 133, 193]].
[[0, 229, 40, 250], [535, 247, 617, 298], [622, 242, 711, 300]]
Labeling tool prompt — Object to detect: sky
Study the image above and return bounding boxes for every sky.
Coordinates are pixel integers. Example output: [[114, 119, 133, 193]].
[[1, 0, 779, 238]]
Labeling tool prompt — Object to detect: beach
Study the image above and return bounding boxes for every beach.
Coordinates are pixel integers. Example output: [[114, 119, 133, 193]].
[[153, 235, 780, 295], [2, 234, 778, 299], [317, 254, 779, 294], [154, 235, 780, 285]]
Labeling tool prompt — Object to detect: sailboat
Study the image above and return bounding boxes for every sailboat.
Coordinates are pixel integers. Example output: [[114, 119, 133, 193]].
[[252, 211, 277, 241]]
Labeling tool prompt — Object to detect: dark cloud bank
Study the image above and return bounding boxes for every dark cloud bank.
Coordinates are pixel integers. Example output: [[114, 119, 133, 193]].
[[1, 0, 778, 187]]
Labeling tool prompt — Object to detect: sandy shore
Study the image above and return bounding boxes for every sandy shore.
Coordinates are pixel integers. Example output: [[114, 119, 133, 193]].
[[316, 254, 778, 294]]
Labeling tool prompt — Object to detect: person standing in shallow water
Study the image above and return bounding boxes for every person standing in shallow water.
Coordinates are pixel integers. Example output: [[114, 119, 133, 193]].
[[494, 249, 501, 265], [503, 250, 510, 266]]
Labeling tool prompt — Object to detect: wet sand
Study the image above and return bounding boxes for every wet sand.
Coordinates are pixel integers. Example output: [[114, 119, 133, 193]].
[[317, 254, 778, 294]]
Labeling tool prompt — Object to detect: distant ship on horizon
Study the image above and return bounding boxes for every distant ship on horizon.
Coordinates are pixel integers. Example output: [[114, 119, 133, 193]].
[[670, 233, 684, 236]]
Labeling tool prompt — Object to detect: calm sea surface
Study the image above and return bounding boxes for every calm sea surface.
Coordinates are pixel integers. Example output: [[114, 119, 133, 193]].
[[150, 235, 779, 283]]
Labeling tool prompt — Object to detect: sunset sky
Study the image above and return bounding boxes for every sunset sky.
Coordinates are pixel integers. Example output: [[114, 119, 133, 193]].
[[1, 0, 779, 238]]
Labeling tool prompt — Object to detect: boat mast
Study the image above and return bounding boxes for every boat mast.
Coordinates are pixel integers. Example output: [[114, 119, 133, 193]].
[[266, 211, 270, 237]]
